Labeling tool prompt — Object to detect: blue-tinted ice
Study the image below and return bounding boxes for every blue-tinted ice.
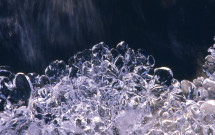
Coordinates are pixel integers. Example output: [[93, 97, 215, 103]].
[[1, 41, 215, 134]]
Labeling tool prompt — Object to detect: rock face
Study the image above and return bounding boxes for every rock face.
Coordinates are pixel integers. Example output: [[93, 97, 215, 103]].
[[1, 42, 215, 134]]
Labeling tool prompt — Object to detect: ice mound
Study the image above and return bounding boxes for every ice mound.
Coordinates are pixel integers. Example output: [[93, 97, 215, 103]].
[[1, 41, 215, 134]]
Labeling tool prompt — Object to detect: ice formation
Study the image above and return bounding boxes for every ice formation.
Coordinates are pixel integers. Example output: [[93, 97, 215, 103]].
[[0, 41, 215, 134]]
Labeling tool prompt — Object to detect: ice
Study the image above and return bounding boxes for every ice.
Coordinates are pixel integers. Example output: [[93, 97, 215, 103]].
[[0, 66, 15, 79], [45, 60, 68, 83], [1, 42, 215, 134], [203, 79, 215, 99], [8, 73, 32, 107], [38, 75, 50, 87], [116, 41, 128, 56], [147, 55, 155, 67], [114, 56, 124, 70], [27, 73, 40, 86], [181, 80, 196, 99], [154, 67, 173, 86]]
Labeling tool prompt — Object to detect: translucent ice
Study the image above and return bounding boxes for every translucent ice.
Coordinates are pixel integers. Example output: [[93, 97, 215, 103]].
[[1, 42, 215, 134]]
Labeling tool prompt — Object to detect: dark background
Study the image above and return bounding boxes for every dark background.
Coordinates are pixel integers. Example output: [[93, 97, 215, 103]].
[[0, 0, 215, 80]]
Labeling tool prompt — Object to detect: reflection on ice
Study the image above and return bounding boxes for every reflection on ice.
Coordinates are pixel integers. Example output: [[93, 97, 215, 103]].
[[1, 42, 215, 134]]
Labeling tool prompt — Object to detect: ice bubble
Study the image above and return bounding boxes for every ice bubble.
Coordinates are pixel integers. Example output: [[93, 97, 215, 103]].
[[116, 41, 128, 56], [1, 42, 215, 134], [200, 100, 215, 114], [27, 73, 40, 86], [154, 67, 173, 86], [9, 73, 32, 107], [45, 60, 68, 83], [181, 80, 196, 99], [38, 75, 50, 87]]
